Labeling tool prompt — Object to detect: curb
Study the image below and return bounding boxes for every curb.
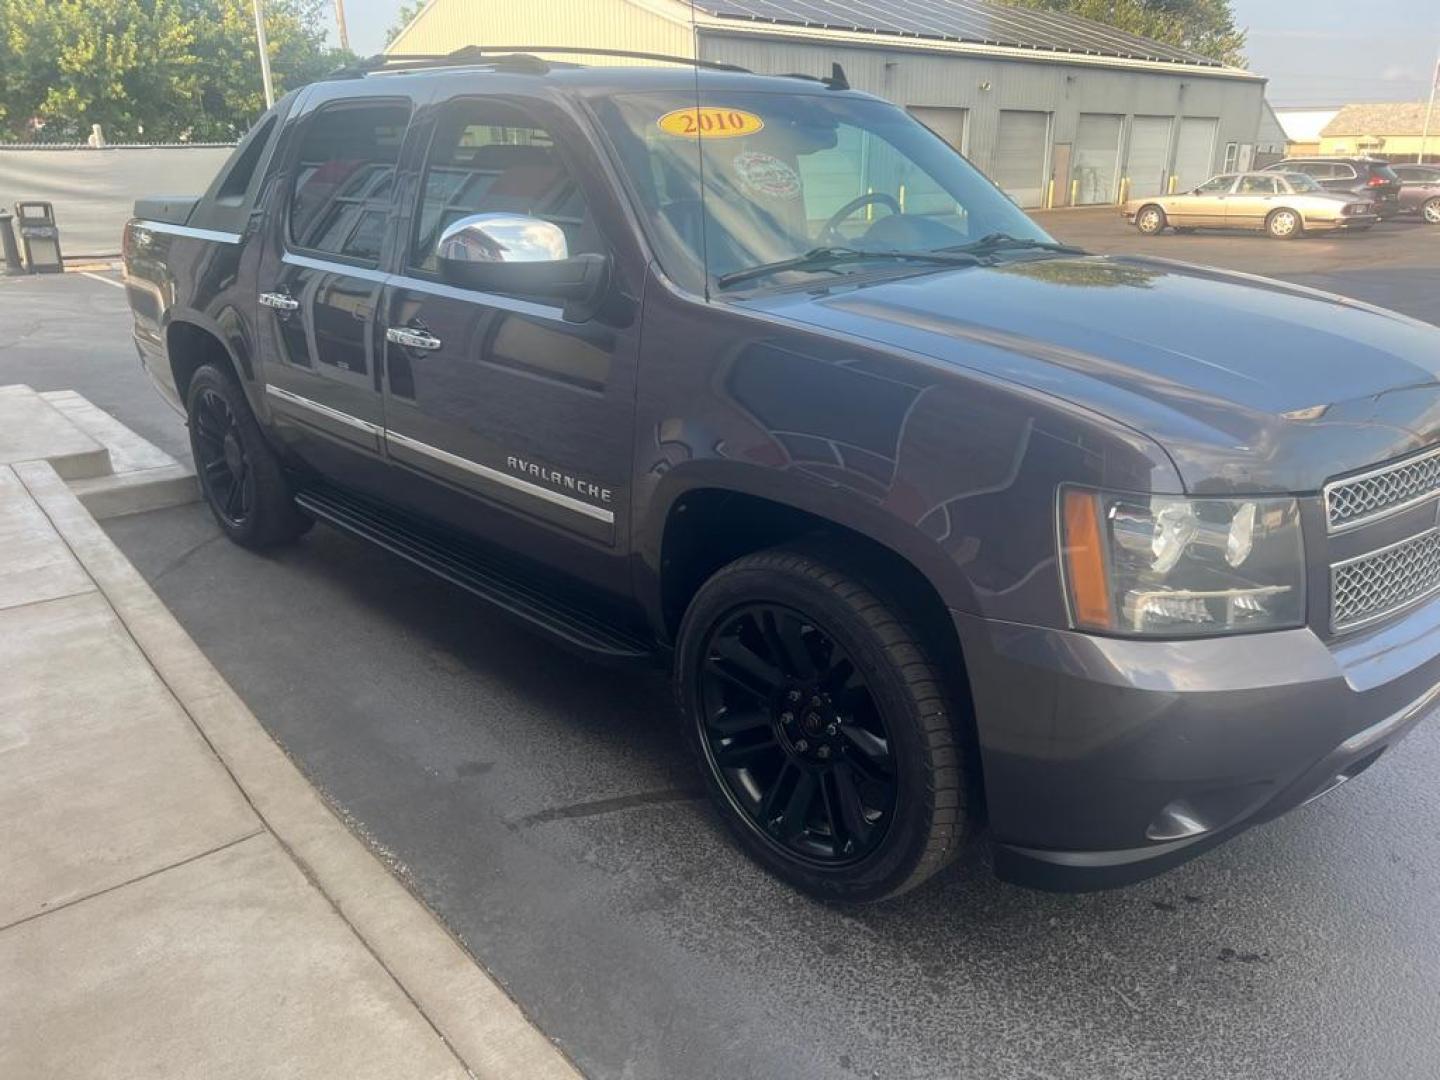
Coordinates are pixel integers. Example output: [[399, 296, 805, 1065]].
[[14, 460, 582, 1080]]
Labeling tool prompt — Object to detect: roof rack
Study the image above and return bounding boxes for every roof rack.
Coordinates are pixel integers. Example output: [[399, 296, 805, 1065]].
[[330, 45, 751, 80]]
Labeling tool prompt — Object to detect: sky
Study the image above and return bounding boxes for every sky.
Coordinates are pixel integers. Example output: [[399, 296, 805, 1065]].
[[332, 0, 1440, 107]]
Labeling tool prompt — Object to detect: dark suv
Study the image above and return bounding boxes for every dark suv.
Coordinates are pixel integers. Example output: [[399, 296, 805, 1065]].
[[1263, 156, 1402, 218], [123, 52, 1440, 902], [1392, 163, 1440, 224]]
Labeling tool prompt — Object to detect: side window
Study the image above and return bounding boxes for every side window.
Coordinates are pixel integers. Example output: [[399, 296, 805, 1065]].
[[217, 115, 277, 205], [1332, 163, 1357, 180], [1237, 175, 1277, 194], [1292, 162, 1324, 178], [289, 100, 411, 264], [1196, 174, 1235, 193], [1222, 142, 1239, 172], [410, 99, 597, 274]]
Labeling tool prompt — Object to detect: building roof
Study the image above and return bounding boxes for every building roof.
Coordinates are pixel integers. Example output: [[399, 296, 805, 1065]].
[[1322, 102, 1434, 138], [694, 0, 1226, 68], [1273, 108, 1339, 143]]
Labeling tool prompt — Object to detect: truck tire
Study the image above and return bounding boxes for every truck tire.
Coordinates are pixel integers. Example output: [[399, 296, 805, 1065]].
[[186, 364, 311, 548], [675, 545, 970, 903]]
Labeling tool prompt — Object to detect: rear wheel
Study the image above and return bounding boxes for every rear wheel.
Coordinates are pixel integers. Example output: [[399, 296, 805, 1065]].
[[1135, 205, 1166, 235], [675, 546, 970, 903], [186, 364, 311, 548], [1266, 207, 1303, 239], [1424, 197, 1440, 225]]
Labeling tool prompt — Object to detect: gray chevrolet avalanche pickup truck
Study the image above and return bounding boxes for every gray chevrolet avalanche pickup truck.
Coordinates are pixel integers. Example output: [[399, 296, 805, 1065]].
[[122, 50, 1440, 903]]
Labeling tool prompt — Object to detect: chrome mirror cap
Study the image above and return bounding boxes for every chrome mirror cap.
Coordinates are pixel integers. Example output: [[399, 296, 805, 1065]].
[[437, 213, 568, 264]]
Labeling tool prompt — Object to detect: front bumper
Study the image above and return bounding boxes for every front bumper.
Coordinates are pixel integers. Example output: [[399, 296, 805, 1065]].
[[955, 598, 1440, 891]]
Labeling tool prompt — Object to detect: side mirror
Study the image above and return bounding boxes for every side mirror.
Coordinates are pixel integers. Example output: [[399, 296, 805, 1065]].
[[436, 213, 608, 321]]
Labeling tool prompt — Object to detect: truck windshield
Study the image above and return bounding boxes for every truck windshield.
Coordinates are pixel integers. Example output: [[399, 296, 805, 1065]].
[[592, 89, 1054, 294]]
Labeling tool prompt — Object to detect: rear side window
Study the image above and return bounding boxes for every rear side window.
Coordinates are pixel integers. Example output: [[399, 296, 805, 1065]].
[[289, 100, 411, 264], [1369, 163, 1399, 181], [217, 115, 277, 205]]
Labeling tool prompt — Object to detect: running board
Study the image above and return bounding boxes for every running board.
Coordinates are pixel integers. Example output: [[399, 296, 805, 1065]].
[[293, 486, 654, 662]]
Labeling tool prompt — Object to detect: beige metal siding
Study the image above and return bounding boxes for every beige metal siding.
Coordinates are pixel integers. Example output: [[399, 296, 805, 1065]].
[[388, 0, 694, 62]]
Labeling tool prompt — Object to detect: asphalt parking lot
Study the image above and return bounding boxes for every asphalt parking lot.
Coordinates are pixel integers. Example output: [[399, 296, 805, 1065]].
[[5, 215, 1440, 1080]]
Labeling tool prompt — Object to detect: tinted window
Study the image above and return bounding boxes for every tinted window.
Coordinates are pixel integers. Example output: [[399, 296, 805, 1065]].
[[217, 114, 277, 205], [1368, 162, 1399, 181], [289, 100, 410, 263], [410, 100, 597, 273], [1397, 165, 1440, 182]]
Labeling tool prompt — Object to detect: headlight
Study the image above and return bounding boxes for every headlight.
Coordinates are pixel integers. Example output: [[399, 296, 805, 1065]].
[[1059, 487, 1305, 637]]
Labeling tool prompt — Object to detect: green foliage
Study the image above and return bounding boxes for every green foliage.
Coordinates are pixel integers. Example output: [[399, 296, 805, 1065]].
[[384, 1, 427, 48], [0, 0, 352, 142], [1005, 0, 1246, 67]]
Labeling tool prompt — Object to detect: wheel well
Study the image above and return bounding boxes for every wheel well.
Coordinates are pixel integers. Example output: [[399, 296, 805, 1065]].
[[660, 488, 966, 682], [166, 321, 236, 405]]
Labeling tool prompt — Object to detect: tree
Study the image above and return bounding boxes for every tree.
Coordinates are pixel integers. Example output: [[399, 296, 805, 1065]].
[[1005, 0, 1246, 68], [384, 1, 426, 48], [0, 0, 351, 143]]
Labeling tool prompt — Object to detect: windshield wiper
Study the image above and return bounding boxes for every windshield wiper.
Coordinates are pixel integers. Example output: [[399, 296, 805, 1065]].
[[715, 246, 981, 290], [944, 232, 1087, 257]]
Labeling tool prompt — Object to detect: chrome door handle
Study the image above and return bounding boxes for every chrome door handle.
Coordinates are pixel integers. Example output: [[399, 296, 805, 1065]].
[[386, 326, 443, 351], [259, 291, 299, 312]]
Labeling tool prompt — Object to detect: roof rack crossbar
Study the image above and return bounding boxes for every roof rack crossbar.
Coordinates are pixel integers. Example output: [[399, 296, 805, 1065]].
[[331, 45, 751, 79]]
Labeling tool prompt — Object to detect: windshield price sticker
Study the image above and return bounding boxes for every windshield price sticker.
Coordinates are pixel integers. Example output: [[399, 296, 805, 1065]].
[[657, 107, 765, 140]]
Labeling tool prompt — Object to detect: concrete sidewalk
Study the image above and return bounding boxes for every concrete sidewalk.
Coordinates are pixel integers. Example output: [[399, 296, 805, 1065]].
[[0, 398, 580, 1078]]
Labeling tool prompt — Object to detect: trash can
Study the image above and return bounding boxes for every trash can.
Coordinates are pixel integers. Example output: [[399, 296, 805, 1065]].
[[14, 201, 64, 274]]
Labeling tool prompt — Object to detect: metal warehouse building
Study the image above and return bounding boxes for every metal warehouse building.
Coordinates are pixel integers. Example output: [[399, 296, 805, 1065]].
[[387, 0, 1267, 208]]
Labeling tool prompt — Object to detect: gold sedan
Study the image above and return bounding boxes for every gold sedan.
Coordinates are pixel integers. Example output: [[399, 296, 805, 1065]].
[[1124, 171, 1379, 239]]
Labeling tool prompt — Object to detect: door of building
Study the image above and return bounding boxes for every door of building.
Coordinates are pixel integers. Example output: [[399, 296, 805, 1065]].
[[1173, 117, 1220, 193], [1126, 116, 1172, 197], [992, 110, 1050, 208], [1073, 113, 1122, 204]]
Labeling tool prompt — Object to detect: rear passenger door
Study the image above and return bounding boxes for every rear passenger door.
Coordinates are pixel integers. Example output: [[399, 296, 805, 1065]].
[[1226, 174, 1279, 229], [256, 96, 412, 472], [378, 94, 640, 574]]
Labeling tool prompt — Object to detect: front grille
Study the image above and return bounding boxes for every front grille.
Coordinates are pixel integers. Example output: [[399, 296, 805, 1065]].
[[1331, 528, 1440, 632], [1325, 445, 1440, 532]]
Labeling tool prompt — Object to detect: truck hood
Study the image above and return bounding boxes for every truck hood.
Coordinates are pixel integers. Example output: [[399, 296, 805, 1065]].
[[740, 254, 1440, 493]]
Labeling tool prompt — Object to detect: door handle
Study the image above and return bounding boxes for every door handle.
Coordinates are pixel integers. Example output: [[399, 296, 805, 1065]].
[[260, 291, 299, 312], [386, 326, 443, 351]]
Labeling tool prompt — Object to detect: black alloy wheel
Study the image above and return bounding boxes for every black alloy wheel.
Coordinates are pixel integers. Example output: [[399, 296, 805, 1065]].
[[698, 602, 897, 866], [185, 363, 311, 548], [192, 386, 253, 527], [677, 546, 969, 903]]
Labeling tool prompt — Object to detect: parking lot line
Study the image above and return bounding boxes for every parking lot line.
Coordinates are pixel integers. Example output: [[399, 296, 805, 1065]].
[[79, 271, 125, 289]]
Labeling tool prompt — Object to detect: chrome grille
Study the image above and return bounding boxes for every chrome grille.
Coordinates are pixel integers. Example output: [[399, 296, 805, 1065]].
[[1325, 445, 1440, 532], [1331, 528, 1440, 632]]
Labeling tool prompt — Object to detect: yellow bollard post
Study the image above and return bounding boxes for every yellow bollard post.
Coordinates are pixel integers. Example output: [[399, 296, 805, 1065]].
[[1046, 178, 1055, 209], [1070, 178, 1080, 206]]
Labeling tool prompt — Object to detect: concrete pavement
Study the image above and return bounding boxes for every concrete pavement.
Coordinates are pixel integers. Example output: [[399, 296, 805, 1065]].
[[0, 394, 580, 1078]]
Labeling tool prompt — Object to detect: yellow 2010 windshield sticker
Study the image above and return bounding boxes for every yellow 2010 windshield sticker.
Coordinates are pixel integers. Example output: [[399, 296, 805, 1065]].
[[657, 107, 764, 140]]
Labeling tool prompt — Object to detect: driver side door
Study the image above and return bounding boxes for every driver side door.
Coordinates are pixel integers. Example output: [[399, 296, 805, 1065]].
[[378, 93, 643, 592]]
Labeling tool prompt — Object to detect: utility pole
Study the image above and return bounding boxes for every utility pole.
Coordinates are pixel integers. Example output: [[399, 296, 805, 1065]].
[[253, 0, 275, 109], [333, 0, 350, 53], [1421, 56, 1438, 165]]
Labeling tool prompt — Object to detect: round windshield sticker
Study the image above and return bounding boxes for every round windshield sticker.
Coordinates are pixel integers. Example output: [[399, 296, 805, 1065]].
[[733, 151, 801, 201], [657, 107, 764, 140]]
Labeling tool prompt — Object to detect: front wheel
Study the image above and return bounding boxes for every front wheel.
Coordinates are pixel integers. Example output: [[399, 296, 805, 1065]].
[[1135, 205, 1166, 235], [186, 364, 311, 548], [1266, 207, 1303, 239], [1423, 197, 1440, 225], [675, 546, 970, 903]]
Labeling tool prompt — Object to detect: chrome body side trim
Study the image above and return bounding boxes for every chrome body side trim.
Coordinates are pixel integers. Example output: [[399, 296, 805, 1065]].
[[264, 384, 383, 436], [133, 220, 243, 245], [384, 429, 615, 524]]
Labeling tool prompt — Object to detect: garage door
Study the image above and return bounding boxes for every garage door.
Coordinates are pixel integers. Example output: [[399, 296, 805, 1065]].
[[1173, 117, 1219, 193], [908, 106, 966, 153], [992, 110, 1050, 208], [1073, 114, 1122, 204], [1126, 116, 1171, 197]]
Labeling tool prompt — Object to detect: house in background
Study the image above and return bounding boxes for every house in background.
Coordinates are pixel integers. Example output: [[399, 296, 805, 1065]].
[[1273, 107, 1340, 157], [387, 0, 1268, 209], [1320, 103, 1439, 162]]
